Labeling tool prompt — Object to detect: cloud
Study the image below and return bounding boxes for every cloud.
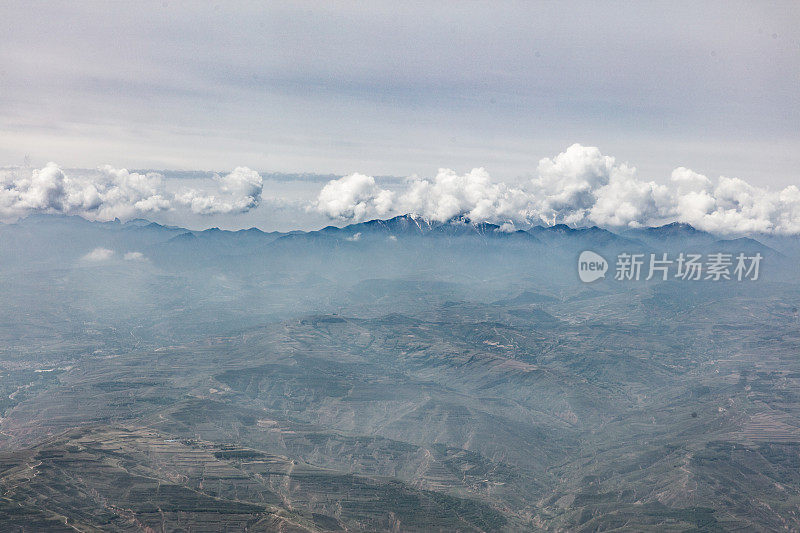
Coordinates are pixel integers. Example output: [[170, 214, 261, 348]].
[[123, 251, 146, 261], [532, 144, 616, 221], [588, 170, 671, 228], [497, 222, 517, 233], [0, 164, 169, 220], [0, 164, 263, 221], [218, 166, 263, 201], [311, 146, 614, 225], [83, 247, 114, 261], [314, 173, 394, 222], [314, 168, 530, 224], [400, 167, 532, 223], [7, 162, 68, 212], [669, 170, 800, 234], [173, 167, 264, 215], [4, 147, 799, 235], [313, 143, 800, 234]]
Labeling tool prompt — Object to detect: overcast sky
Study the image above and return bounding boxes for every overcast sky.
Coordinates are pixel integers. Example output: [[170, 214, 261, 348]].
[[1, 1, 798, 189]]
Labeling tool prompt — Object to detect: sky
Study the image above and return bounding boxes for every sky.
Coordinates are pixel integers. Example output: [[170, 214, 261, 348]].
[[1, 2, 799, 232]]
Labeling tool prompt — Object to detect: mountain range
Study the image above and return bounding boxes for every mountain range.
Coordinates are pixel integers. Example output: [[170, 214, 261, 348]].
[[1, 213, 799, 531]]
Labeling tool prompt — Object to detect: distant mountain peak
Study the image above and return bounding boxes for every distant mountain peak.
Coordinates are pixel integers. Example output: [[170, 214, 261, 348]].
[[168, 231, 197, 242], [124, 218, 154, 227], [641, 222, 702, 235]]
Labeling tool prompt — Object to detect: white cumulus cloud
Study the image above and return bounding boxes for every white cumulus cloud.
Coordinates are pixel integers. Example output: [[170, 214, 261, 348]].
[[312, 144, 800, 234], [0, 164, 264, 221], [669, 170, 800, 234], [314, 172, 394, 222], [314, 168, 530, 224], [0, 163, 170, 220], [174, 167, 264, 215], [83, 247, 114, 261], [400, 167, 532, 223]]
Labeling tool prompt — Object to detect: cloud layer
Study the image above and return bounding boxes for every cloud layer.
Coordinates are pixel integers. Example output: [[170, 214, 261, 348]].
[[0, 165, 264, 221], [314, 144, 800, 235], [3, 145, 798, 235]]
